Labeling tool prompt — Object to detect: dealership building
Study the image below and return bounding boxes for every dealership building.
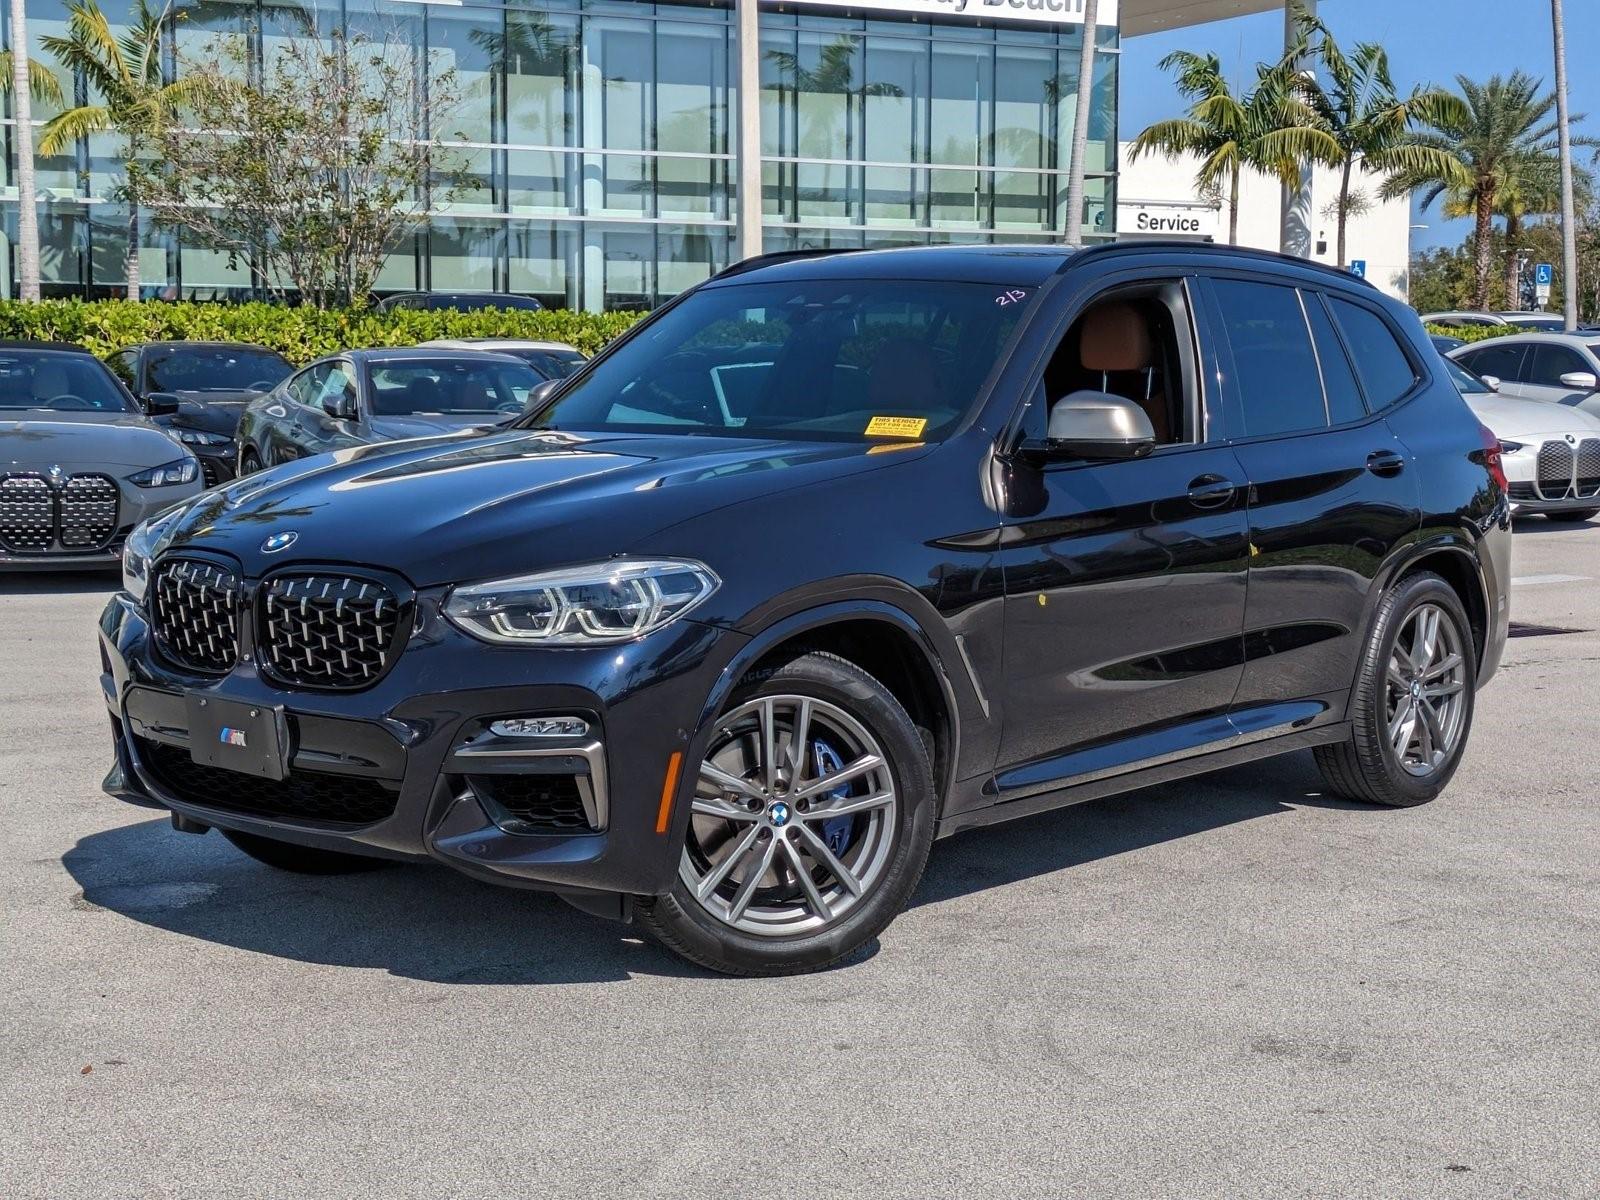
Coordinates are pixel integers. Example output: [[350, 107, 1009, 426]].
[[3, 0, 1330, 308]]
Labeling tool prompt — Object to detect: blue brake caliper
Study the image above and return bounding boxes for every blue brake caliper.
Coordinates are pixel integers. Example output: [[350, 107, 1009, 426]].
[[811, 739, 854, 856]]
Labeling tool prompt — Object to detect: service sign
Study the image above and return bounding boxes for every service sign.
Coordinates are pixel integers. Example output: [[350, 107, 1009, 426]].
[[784, 0, 1118, 27], [1117, 202, 1218, 241]]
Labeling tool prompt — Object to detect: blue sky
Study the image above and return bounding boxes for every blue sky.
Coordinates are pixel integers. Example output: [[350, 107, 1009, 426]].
[[1120, 1, 1599, 249]]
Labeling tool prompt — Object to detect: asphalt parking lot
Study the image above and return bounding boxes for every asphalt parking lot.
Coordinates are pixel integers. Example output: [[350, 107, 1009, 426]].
[[4, 520, 1599, 1199]]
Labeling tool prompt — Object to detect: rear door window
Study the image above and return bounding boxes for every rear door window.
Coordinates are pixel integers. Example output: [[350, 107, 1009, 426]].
[[1526, 343, 1591, 387], [1302, 295, 1367, 424], [1328, 297, 1418, 409], [1211, 278, 1327, 437]]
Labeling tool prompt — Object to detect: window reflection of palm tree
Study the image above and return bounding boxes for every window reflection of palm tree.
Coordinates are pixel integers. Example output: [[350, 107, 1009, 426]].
[[767, 36, 902, 211]]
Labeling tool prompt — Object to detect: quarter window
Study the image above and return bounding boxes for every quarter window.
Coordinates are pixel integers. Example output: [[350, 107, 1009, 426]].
[[1212, 279, 1326, 437], [1328, 297, 1417, 409], [1526, 344, 1591, 387]]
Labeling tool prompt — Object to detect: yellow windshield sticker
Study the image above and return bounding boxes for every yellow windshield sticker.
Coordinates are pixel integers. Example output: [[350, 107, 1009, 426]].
[[865, 415, 928, 439], [866, 441, 924, 455]]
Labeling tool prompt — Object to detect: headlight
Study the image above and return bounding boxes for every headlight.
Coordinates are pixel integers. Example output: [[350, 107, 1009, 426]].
[[129, 457, 200, 487], [175, 429, 232, 447], [445, 559, 719, 646], [121, 508, 182, 603], [1499, 440, 1526, 454]]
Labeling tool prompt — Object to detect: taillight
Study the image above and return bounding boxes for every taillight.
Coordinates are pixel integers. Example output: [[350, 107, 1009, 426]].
[[1478, 423, 1508, 492]]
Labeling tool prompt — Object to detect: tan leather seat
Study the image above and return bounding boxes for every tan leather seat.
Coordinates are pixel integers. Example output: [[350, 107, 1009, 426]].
[[1076, 301, 1171, 444]]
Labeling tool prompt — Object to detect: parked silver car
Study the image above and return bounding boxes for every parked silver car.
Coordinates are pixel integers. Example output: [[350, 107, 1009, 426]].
[[0, 342, 204, 570], [1448, 332, 1600, 419], [1442, 355, 1600, 521]]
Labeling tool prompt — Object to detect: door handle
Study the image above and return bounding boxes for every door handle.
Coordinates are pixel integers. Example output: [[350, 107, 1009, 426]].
[[1186, 474, 1238, 509], [1366, 449, 1406, 477]]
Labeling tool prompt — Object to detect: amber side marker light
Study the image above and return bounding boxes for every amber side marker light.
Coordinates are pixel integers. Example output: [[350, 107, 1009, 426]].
[[656, 751, 683, 834]]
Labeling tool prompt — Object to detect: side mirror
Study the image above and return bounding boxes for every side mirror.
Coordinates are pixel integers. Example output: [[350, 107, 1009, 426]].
[[1481, 375, 1502, 392], [1559, 371, 1599, 391], [522, 377, 563, 415], [144, 391, 181, 416], [1036, 391, 1157, 461], [322, 392, 358, 421]]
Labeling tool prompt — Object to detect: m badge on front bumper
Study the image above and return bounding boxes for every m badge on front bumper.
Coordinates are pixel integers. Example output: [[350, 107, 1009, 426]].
[[219, 727, 248, 748]]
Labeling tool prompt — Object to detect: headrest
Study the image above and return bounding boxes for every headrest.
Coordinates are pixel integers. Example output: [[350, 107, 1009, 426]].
[[1079, 301, 1154, 373]]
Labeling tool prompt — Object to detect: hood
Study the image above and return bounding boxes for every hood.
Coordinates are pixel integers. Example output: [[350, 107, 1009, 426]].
[[0, 411, 188, 471], [370, 413, 503, 440], [1466, 393, 1600, 440], [160, 395, 251, 436], [156, 428, 928, 587]]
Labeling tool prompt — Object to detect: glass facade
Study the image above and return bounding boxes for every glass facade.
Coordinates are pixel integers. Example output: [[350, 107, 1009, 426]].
[[1, 0, 1118, 307]]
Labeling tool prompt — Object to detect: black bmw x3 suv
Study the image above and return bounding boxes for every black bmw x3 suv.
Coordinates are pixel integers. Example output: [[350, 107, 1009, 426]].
[[100, 243, 1511, 976]]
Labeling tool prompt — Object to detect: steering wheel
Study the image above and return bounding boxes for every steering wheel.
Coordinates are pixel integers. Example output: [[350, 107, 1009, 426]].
[[245, 379, 278, 392], [495, 398, 525, 416], [43, 393, 96, 411]]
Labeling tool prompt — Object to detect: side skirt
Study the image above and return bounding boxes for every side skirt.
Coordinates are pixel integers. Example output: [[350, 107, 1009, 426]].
[[935, 722, 1350, 839]]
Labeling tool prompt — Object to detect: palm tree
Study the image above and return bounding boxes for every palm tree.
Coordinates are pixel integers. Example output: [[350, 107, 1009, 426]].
[[38, 0, 196, 301], [1291, 15, 1465, 268], [1130, 51, 1335, 245], [1387, 72, 1574, 311], [3, 11, 64, 300], [1061, 0, 1098, 247], [1492, 152, 1589, 306], [1552, 0, 1579, 329]]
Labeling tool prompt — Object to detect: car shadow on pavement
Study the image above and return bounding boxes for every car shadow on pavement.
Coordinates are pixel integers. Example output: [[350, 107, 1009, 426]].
[[62, 752, 1366, 983], [62, 818, 709, 985], [912, 750, 1372, 909], [1510, 516, 1599, 536]]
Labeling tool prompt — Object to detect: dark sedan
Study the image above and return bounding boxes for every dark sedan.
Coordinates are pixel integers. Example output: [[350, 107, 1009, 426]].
[[375, 291, 544, 314], [107, 342, 294, 486], [235, 349, 547, 474]]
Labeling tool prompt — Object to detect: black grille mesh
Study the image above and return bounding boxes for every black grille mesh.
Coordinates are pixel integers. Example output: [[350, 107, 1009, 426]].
[[472, 774, 594, 833], [1536, 440, 1575, 499], [0, 474, 54, 552], [150, 558, 241, 674], [58, 474, 120, 548], [261, 574, 405, 689], [136, 736, 399, 826], [1577, 438, 1600, 497], [0, 471, 119, 553]]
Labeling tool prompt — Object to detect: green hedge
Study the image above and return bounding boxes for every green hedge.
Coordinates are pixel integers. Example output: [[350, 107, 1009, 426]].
[[1422, 322, 1522, 345], [0, 299, 646, 363]]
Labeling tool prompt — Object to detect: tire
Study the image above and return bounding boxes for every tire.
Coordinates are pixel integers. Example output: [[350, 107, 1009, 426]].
[[239, 448, 263, 476], [1546, 508, 1599, 523], [1314, 571, 1476, 807], [636, 651, 937, 976], [221, 828, 393, 875]]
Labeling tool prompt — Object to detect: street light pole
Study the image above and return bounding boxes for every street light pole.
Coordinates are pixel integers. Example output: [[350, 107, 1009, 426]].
[[1552, 0, 1579, 330]]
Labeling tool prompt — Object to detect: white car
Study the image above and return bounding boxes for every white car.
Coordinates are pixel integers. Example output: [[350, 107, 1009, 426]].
[[1448, 331, 1600, 420], [415, 338, 586, 383], [1443, 356, 1600, 522]]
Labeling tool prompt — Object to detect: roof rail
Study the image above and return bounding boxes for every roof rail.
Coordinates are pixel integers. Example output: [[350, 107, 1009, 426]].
[[1069, 239, 1380, 290], [709, 247, 867, 281]]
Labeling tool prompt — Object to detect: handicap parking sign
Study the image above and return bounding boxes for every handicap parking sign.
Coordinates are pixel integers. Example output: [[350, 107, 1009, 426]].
[[1348, 259, 1366, 278], [1536, 262, 1554, 286]]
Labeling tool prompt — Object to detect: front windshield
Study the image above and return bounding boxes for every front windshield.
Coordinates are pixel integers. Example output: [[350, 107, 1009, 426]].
[[528, 278, 1038, 443], [1442, 356, 1494, 397], [0, 351, 134, 413], [148, 346, 293, 393], [368, 358, 545, 416]]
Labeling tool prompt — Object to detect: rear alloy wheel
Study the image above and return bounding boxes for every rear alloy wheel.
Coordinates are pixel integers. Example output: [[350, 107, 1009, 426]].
[[1315, 571, 1476, 807], [637, 652, 935, 976]]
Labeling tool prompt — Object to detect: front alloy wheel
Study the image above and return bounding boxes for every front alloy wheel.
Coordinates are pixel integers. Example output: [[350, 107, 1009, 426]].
[[637, 652, 935, 976], [681, 694, 898, 936], [1384, 602, 1468, 778]]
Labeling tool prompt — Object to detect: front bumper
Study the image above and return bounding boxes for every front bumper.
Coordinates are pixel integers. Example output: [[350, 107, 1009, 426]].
[[1502, 442, 1600, 512], [99, 589, 746, 901]]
